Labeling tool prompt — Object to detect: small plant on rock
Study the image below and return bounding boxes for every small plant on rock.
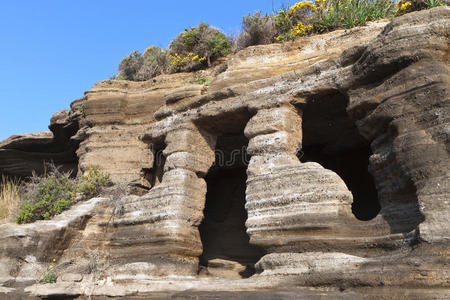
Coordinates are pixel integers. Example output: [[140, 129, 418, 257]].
[[41, 269, 57, 284], [40, 258, 58, 284], [425, 0, 448, 8], [187, 75, 212, 85], [76, 167, 111, 198]]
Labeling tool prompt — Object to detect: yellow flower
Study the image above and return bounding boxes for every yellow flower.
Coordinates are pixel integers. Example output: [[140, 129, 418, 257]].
[[49, 265, 53, 269], [287, 1, 313, 15], [52, 259, 56, 262]]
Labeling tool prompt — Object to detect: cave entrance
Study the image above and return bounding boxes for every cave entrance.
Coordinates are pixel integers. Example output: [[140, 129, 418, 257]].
[[297, 90, 380, 221], [196, 110, 264, 278]]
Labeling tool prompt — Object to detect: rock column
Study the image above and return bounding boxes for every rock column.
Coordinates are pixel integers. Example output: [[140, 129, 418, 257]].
[[244, 104, 355, 252], [111, 122, 216, 276]]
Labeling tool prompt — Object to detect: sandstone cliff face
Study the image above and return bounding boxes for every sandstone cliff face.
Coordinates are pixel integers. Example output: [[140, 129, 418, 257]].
[[0, 7, 449, 299]]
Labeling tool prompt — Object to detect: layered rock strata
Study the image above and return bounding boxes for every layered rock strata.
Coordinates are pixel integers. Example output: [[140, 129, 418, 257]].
[[0, 7, 449, 299], [0, 109, 81, 178]]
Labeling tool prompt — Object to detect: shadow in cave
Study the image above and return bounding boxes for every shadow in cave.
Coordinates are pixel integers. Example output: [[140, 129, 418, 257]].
[[297, 90, 381, 221], [196, 113, 265, 278], [300, 145, 380, 220]]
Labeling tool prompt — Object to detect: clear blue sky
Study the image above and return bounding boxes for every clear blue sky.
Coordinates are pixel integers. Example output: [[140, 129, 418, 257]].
[[0, 0, 284, 141]]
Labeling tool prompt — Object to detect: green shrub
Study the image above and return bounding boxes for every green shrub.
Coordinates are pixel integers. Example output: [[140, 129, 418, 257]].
[[118, 50, 144, 80], [40, 270, 57, 284], [115, 72, 129, 80], [135, 46, 170, 81], [76, 167, 111, 198], [313, 0, 395, 32], [16, 174, 73, 224], [425, 0, 448, 8], [234, 11, 276, 51], [16, 165, 111, 224], [273, 1, 315, 41], [271, 0, 395, 40], [169, 22, 231, 72], [187, 75, 212, 85]]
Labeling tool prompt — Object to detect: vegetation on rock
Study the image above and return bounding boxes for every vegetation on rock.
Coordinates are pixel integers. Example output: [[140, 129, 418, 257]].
[[76, 167, 111, 198], [168, 22, 231, 71], [15, 164, 111, 224], [0, 175, 20, 222], [234, 11, 276, 51], [112, 0, 447, 80]]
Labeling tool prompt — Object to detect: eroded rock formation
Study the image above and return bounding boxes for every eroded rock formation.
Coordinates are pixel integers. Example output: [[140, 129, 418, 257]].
[[0, 7, 449, 299], [0, 109, 80, 178]]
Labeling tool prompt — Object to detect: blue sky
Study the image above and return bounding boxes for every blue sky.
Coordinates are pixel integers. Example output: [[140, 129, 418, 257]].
[[0, 0, 284, 141]]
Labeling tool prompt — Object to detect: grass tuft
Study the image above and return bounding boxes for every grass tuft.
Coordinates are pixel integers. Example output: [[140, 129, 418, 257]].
[[0, 175, 20, 222]]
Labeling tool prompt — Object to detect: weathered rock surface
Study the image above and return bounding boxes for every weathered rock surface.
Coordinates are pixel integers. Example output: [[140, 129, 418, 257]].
[[0, 108, 80, 178], [0, 7, 449, 299]]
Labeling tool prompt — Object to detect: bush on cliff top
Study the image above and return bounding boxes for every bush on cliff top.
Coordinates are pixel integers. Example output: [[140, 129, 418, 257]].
[[112, 0, 447, 80], [169, 23, 231, 72], [115, 23, 232, 80], [234, 11, 276, 52]]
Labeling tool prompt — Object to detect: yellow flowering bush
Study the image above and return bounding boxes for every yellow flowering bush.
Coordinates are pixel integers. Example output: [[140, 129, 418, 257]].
[[112, 0, 447, 77], [168, 52, 206, 71], [289, 22, 314, 39], [395, 0, 413, 14], [273, 1, 315, 41], [287, 1, 314, 15], [169, 23, 231, 72], [395, 0, 447, 16]]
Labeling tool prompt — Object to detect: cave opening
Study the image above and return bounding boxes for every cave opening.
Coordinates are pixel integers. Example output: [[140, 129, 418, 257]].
[[196, 110, 264, 278], [297, 90, 381, 221]]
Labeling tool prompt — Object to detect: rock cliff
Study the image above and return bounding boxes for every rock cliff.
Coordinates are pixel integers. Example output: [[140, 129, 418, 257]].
[[0, 7, 449, 299]]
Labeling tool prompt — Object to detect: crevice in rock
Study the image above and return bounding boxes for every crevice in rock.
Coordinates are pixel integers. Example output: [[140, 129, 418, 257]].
[[298, 89, 380, 221], [148, 144, 166, 189]]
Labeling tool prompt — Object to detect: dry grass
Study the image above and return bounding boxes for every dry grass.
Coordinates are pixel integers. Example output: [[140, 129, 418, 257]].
[[0, 175, 21, 222]]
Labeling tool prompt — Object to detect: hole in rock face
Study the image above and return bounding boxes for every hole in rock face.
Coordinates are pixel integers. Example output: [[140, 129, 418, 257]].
[[198, 129, 264, 278], [298, 90, 380, 221], [145, 144, 165, 189]]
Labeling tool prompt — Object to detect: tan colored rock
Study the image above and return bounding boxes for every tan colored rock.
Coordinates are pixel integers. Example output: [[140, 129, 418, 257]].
[[59, 273, 83, 282], [244, 105, 302, 139], [0, 7, 449, 299]]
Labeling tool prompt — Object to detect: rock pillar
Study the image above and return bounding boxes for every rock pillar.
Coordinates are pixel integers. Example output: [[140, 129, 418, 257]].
[[110, 122, 216, 276], [244, 104, 355, 252]]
